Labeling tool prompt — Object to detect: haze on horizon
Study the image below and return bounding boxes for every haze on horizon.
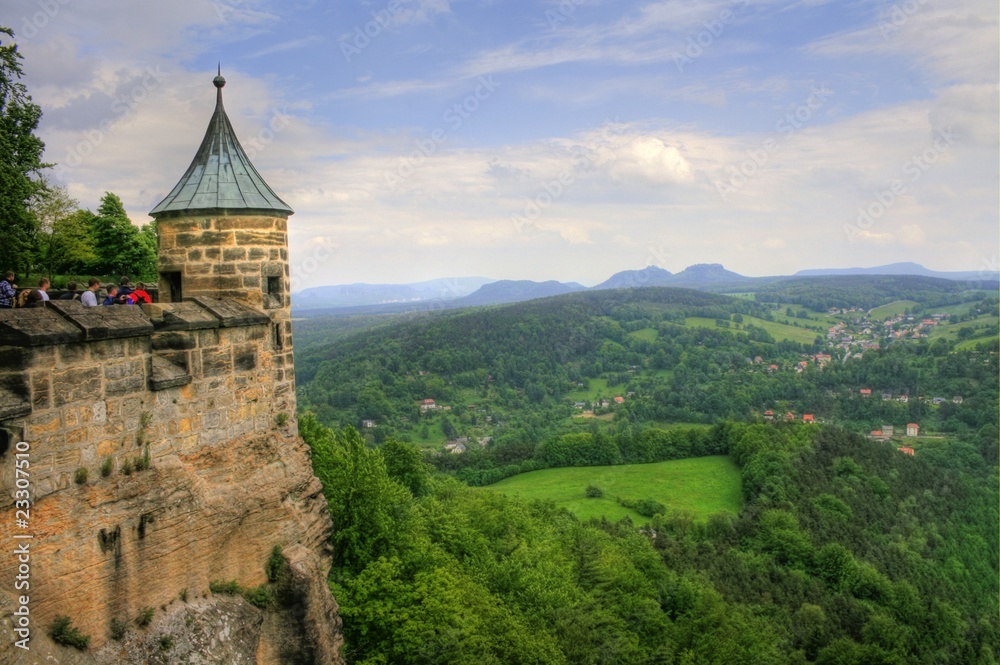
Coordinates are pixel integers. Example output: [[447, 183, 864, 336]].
[[4, 0, 997, 289]]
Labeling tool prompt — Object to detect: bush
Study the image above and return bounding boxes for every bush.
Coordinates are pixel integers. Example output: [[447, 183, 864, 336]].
[[74, 467, 88, 484], [135, 607, 155, 628], [121, 458, 134, 476], [49, 616, 90, 650], [585, 485, 604, 498], [265, 545, 286, 583], [242, 585, 275, 609], [109, 617, 128, 641], [159, 635, 174, 651], [209, 580, 241, 595], [100, 457, 113, 477]]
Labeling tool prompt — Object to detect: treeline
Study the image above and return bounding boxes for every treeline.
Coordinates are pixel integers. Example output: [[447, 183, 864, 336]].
[[440, 424, 725, 486], [748, 275, 997, 312], [13, 187, 156, 282], [302, 417, 999, 664]]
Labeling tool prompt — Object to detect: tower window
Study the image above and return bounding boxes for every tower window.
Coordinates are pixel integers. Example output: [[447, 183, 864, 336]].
[[272, 322, 284, 350], [161, 272, 183, 303], [265, 276, 282, 309]]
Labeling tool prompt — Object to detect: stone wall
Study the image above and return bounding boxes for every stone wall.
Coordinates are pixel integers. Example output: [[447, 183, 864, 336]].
[[0, 299, 341, 663]]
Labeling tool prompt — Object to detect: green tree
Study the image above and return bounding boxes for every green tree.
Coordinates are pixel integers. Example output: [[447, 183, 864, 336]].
[[92, 192, 157, 279], [29, 182, 79, 277], [0, 27, 49, 274], [50, 209, 98, 276]]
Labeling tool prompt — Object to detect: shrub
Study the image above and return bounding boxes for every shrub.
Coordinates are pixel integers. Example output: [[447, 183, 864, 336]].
[[585, 485, 604, 498], [49, 616, 90, 650], [109, 617, 128, 641], [135, 607, 155, 628], [180, 588, 188, 603], [275, 413, 290, 427], [265, 545, 286, 583], [242, 585, 275, 609], [134, 447, 151, 471], [159, 635, 174, 651], [100, 457, 113, 477], [74, 467, 88, 485], [209, 580, 241, 595]]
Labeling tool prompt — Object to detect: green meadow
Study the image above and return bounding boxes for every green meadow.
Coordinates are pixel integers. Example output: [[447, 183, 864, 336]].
[[486, 456, 742, 524]]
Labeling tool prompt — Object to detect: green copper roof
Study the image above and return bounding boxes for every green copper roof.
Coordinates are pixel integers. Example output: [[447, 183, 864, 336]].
[[149, 73, 293, 218]]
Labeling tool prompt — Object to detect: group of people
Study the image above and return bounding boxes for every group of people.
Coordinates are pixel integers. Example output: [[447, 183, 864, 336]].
[[0, 273, 152, 308]]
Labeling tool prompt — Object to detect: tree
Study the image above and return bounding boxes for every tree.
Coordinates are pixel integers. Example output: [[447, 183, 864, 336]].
[[0, 27, 49, 274], [50, 210, 98, 276], [91, 192, 156, 279], [29, 182, 79, 277]]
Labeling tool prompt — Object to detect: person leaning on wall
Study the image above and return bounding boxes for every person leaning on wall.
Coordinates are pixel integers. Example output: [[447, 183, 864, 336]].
[[0, 272, 16, 309], [80, 277, 101, 307]]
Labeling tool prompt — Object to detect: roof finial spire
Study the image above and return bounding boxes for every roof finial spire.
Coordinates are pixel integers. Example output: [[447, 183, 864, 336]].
[[213, 63, 226, 90]]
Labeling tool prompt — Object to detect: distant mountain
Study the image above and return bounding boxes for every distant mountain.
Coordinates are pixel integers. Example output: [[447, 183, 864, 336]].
[[669, 263, 751, 286], [795, 262, 999, 281], [293, 277, 493, 309], [455, 280, 587, 307], [592, 266, 673, 290]]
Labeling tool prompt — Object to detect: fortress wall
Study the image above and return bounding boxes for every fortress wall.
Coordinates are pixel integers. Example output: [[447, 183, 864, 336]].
[[0, 298, 333, 653]]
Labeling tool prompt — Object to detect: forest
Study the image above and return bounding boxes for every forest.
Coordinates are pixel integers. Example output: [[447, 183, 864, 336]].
[[292, 280, 998, 663], [301, 417, 999, 664]]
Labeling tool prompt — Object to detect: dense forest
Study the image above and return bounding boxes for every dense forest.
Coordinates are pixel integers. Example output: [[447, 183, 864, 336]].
[[302, 417, 999, 664], [295, 286, 998, 486]]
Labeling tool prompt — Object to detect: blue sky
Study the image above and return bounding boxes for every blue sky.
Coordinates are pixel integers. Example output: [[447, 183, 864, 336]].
[[4, 0, 997, 289]]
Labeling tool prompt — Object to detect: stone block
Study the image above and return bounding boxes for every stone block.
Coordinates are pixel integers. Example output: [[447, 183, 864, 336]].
[[233, 346, 257, 372], [30, 372, 51, 409], [223, 247, 247, 262], [104, 360, 147, 396], [53, 366, 102, 406], [0, 308, 84, 346], [201, 347, 232, 377], [150, 355, 192, 391], [47, 300, 154, 341]]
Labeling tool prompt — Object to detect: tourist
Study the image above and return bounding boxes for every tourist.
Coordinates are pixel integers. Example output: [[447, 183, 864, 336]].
[[0, 272, 16, 309], [118, 276, 134, 303], [59, 281, 80, 300], [102, 285, 120, 306], [36, 277, 50, 302], [80, 278, 101, 307], [129, 281, 152, 305]]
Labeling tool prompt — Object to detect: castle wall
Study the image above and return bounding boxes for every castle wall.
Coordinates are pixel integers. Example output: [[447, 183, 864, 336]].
[[0, 299, 336, 657]]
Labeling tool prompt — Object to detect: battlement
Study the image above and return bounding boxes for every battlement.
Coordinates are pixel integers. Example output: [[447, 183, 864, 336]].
[[0, 297, 295, 502]]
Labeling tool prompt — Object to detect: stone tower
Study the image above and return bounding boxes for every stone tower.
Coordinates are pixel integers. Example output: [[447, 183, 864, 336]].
[[150, 71, 295, 371]]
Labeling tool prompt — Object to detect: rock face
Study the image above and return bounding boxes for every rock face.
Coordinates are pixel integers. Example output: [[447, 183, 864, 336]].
[[0, 300, 342, 664]]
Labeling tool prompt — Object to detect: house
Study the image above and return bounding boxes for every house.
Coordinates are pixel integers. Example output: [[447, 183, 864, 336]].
[[784, 412, 795, 422], [932, 397, 947, 405], [768, 364, 779, 372], [869, 430, 886, 440], [420, 398, 438, 411], [881, 393, 892, 401], [860, 388, 872, 397], [882, 425, 894, 438], [764, 410, 775, 421], [574, 402, 587, 409], [906, 423, 920, 437], [802, 414, 815, 423], [897, 446, 915, 456], [952, 396, 964, 404], [613, 396, 625, 404], [477, 437, 492, 448], [362, 419, 376, 428], [897, 395, 908, 403]]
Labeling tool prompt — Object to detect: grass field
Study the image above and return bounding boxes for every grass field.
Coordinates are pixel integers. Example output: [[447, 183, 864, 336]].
[[567, 377, 611, 401], [684, 316, 821, 345], [869, 300, 920, 320], [486, 456, 742, 524], [628, 328, 658, 342]]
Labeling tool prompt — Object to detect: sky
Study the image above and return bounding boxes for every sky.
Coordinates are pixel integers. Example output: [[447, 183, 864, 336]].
[[3, 0, 998, 290]]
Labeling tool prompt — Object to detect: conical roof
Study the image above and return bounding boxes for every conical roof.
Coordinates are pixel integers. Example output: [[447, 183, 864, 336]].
[[149, 72, 293, 218]]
